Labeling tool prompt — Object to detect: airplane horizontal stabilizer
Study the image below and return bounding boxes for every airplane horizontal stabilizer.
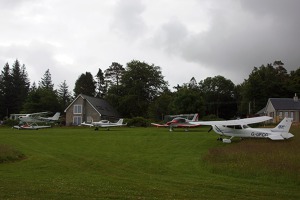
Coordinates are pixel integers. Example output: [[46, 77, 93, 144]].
[[268, 135, 284, 140]]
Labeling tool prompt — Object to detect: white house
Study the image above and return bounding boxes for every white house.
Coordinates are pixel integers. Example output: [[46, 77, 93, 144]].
[[265, 94, 300, 123]]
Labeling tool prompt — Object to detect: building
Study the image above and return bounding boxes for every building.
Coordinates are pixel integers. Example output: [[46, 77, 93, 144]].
[[64, 94, 120, 126], [265, 94, 300, 123]]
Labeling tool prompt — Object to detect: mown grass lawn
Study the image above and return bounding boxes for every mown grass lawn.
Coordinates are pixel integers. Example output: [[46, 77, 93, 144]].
[[0, 126, 299, 199]]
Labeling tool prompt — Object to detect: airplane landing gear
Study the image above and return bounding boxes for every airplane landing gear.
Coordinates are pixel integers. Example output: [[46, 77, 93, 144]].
[[217, 137, 223, 141]]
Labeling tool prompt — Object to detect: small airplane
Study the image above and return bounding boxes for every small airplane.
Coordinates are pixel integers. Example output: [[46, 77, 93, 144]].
[[81, 119, 127, 130], [18, 112, 60, 123], [151, 113, 200, 132], [12, 112, 60, 130], [190, 116, 294, 143], [13, 123, 51, 130]]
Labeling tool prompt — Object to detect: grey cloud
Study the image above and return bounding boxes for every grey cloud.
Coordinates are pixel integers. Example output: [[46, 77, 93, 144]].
[[0, 41, 59, 82], [152, 18, 189, 54], [151, 0, 300, 83], [111, 0, 147, 40]]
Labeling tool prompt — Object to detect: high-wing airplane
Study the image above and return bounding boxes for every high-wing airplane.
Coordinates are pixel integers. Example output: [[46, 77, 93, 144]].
[[12, 112, 60, 130], [190, 116, 294, 143], [151, 113, 200, 132], [18, 112, 60, 123], [81, 119, 127, 130]]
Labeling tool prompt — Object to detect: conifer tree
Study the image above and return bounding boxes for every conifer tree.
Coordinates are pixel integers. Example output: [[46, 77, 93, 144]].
[[39, 69, 54, 90], [95, 68, 107, 98], [57, 80, 72, 111]]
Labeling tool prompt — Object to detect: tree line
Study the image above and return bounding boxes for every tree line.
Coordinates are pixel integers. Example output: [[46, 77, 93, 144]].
[[0, 59, 299, 121]]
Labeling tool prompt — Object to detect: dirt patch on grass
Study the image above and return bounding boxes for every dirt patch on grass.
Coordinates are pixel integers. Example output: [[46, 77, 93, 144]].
[[0, 144, 26, 163]]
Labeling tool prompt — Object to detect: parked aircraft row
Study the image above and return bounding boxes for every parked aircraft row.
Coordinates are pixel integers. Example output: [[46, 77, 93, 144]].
[[11, 111, 294, 144], [152, 115, 294, 143]]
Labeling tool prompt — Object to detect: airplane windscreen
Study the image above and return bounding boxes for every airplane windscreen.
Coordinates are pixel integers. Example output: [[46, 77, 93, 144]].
[[243, 125, 250, 129]]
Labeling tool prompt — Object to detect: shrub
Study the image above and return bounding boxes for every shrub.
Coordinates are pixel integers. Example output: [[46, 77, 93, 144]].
[[126, 117, 150, 127], [0, 144, 26, 163], [3, 119, 19, 127]]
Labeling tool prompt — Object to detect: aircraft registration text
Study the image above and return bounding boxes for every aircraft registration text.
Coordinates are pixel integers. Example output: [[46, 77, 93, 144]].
[[251, 132, 268, 137]]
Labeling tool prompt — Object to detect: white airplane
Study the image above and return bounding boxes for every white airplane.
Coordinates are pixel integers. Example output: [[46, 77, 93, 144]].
[[190, 116, 294, 143], [12, 112, 60, 130], [81, 119, 127, 130], [18, 112, 60, 123]]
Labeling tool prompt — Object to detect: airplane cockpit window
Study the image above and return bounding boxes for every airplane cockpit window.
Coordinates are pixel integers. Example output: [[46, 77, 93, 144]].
[[226, 125, 242, 129], [243, 125, 250, 129], [235, 125, 242, 129], [176, 118, 186, 123]]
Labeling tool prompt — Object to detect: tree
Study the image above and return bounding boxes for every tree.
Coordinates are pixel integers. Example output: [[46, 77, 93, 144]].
[[23, 88, 61, 113], [95, 68, 107, 98], [104, 62, 125, 90], [148, 88, 173, 120], [73, 72, 96, 97], [171, 86, 205, 115], [287, 68, 300, 95], [57, 80, 72, 112], [240, 63, 289, 115], [0, 60, 31, 118], [11, 60, 30, 114], [23, 68, 60, 113], [199, 76, 237, 119], [108, 60, 168, 117], [0, 63, 12, 118], [39, 69, 54, 90]]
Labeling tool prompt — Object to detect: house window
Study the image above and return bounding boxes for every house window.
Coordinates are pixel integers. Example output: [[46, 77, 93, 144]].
[[73, 116, 82, 125], [74, 104, 82, 114], [285, 112, 289, 118], [87, 116, 93, 123]]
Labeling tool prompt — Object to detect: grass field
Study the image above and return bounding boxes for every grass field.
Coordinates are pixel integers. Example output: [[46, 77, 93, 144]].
[[0, 125, 299, 199]]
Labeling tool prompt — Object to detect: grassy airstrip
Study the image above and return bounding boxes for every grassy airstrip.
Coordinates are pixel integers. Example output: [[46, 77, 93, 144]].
[[0, 125, 299, 199]]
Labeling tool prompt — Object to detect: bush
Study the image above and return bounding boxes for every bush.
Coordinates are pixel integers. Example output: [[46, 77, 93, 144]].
[[126, 117, 150, 127], [3, 119, 19, 127], [0, 144, 26, 163]]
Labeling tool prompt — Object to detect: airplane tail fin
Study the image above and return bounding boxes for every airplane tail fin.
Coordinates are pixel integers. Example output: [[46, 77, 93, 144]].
[[191, 113, 199, 122], [271, 117, 294, 139], [271, 117, 293, 132], [117, 119, 124, 125], [51, 112, 60, 121]]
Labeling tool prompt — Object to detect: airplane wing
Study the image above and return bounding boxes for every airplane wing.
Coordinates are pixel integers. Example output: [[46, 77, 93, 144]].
[[80, 122, 94, 127], [175, 124, 201, 128], [151, 123, 169, 127], [28, 112, 49, 116], [190, 116, 272, 126], [99, 123, 126, 128]]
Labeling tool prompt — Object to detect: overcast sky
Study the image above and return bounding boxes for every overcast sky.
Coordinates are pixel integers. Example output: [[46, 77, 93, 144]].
[[1, 0, 299, 91]]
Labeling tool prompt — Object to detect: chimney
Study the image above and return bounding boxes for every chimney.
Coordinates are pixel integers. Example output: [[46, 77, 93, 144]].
[[294, 93, 298, 102]]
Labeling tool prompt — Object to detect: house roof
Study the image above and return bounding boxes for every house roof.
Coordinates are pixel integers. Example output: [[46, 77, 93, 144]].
[[269, 98, 300, 110], [65, 94, 120, 117]]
